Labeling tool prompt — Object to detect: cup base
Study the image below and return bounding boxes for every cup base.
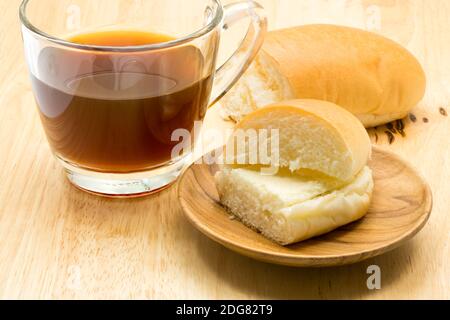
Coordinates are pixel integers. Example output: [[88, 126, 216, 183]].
[[59, 157, 189, 198]]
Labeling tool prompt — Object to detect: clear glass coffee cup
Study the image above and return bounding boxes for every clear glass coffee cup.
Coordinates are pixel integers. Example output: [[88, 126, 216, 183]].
[[20, 0, 267, 197]]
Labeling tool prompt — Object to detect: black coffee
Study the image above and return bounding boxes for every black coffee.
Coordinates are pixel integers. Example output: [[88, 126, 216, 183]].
[[31, 31, 212, 173]]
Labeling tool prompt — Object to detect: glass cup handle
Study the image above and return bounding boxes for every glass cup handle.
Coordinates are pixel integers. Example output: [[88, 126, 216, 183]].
[[209, 1, 268, 106]]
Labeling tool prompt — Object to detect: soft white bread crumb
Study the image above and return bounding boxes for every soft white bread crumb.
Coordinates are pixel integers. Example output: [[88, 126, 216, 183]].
[[220, 55, 293, 122], [216, 167, 345, 211], [231, 99, 371, 182], [215, 166, 374, 245], [221, 24, 426, 127]]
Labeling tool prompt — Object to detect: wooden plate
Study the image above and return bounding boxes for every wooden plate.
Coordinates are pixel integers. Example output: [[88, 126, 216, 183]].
[[178, 147, 433, 267]]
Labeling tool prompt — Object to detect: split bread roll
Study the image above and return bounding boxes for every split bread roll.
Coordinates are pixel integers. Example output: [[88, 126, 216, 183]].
[[221, 24, 426, 128], [215, 99, 374, 245]]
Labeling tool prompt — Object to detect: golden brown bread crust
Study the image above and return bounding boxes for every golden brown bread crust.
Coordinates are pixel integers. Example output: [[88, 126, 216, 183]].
[[260, 24, 426, 127]]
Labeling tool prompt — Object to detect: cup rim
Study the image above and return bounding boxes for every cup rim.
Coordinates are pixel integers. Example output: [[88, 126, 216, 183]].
[[19, 0, 224, 52]]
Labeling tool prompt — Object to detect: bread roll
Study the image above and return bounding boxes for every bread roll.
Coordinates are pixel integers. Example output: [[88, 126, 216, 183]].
[[215, 99, 374, 245], [221, 24, 426, 128], [230, 99, 371, 182], [216, 166, 373, 245]]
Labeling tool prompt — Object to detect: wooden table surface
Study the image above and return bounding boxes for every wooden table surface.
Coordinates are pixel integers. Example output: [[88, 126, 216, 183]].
[[0, 0, 449, 299]]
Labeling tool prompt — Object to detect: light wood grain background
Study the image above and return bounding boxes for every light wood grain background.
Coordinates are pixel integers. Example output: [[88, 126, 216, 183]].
[[0, 0, 449, 299]]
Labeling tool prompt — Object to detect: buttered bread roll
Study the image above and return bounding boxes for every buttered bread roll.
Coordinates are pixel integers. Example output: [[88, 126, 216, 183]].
[[221, 24, 426, 128], [215, 100, 374, 245]]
